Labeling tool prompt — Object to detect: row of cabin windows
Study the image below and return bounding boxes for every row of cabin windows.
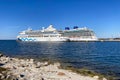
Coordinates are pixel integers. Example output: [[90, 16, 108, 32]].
[[62, 33, 94, 36], [69, 36, 93, 38], [27, 35, 60, 37]]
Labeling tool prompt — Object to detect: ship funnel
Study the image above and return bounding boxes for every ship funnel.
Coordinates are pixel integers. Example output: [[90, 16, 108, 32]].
[[65, 27, 70, 30], [73, 26, 78, 29]]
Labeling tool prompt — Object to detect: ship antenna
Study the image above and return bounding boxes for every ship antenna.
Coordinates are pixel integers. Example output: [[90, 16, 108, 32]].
[[27, 27, 32, 31], [42, 27, 45, 32]]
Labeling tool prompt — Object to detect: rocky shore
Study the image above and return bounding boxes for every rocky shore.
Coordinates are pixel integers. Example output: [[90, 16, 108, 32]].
[[0, 53, 107, 80]]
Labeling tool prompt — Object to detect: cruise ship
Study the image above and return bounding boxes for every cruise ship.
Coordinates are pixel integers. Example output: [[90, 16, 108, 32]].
[[17, 25, 98, 42], [61, 26, 98, 41], [17, 25, 69, 41]]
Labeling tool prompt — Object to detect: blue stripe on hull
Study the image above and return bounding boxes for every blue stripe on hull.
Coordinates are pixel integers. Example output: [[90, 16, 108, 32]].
[[18, 38, 36, 41]]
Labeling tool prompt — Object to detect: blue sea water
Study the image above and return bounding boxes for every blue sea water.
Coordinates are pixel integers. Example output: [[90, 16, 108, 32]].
[[0, 40, 120, 79]]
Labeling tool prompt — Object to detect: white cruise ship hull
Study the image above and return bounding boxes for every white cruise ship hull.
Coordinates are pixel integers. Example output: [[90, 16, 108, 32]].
[[69, 38, 98, 41], [18, 37, 68, 42], [69, 37, 98, 41]]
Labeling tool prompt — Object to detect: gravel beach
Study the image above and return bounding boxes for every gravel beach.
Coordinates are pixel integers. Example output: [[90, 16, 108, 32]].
[[0, 53, 107, 80]]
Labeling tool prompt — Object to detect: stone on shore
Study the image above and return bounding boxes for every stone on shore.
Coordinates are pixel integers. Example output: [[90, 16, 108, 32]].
[[93, 76, 99, 79]]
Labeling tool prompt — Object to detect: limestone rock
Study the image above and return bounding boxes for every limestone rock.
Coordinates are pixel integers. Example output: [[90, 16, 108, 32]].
[[103, 78, 107, 80], [0, 53, 3, 57], [93, 76, 99, 79], [57, 72, 66, 76]]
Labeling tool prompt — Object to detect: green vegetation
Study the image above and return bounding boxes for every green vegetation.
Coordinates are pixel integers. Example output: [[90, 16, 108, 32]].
[[0, 67, 9, 80], [35, 59, 115, 80], [59, 64, 115, 80], [0, 67, 7, 73]]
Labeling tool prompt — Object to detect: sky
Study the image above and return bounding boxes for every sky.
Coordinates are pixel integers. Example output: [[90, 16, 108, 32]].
[[0, 0, 120, 39]]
